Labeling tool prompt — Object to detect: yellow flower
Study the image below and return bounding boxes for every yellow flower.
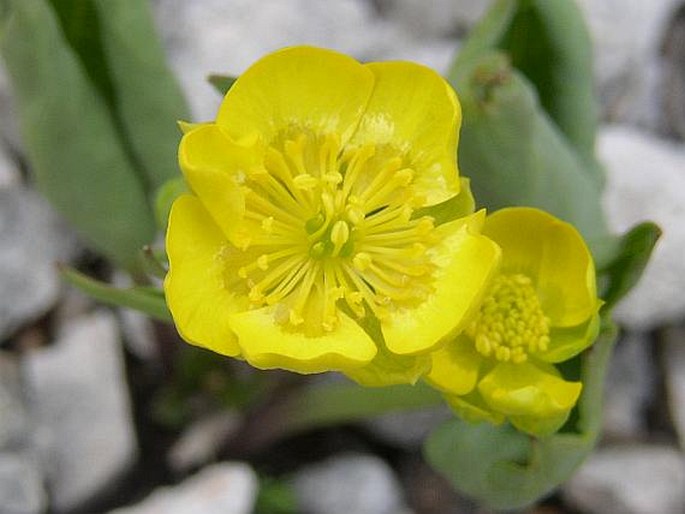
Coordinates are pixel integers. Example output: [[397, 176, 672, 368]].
[[164, 47, 501, 376], [426, 207, 602, 436]]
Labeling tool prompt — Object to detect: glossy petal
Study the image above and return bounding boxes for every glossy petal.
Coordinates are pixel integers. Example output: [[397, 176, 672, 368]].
[[344, 346, 431, 387], [478, 361, 582, 418], [382, 211, 501, 355], [482, 207, 596, 327], [229, 307, 377, 374], [178, 124, 261, 248], [426, 335, 482, 396], [350, 61, 462, 206], [537, 310, 601, 363], [217, 46, 375, 145], [164, 195, 244, 357], [510, 410, 572, 437]]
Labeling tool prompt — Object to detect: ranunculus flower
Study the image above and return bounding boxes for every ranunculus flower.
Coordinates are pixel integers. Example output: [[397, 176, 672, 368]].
[[426, 207, 601, 436], [164, 46, 500, 377]]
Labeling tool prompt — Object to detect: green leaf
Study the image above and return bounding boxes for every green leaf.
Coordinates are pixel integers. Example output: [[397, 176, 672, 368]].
[[451, 0, 601, 185], [453, 53, 609, 253], [284, 381, 443, 434], [500, 0, 598, 173], [451, 0, 517, 67], [208, 74, 238, 96], [60, 266, 171, 322], [425, 321, 618, 509], [598, 222, 661, 310], [46, 0, 116, 108], [0, 0, 156, 271], [92, 0, 190, 193]]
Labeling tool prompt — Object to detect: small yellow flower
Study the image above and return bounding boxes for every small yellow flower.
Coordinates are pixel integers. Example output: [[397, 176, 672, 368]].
[[426, 207, 602, 436], [164, 47, 500, 376]]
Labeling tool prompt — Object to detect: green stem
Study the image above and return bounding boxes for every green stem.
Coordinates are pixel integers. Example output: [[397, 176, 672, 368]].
[[60, 265, 172, 322]]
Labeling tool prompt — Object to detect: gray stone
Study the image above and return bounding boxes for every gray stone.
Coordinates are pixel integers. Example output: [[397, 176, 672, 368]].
[[118, 308, 160, 361], [109, 462, 258, 514], [0, 450, 47, 514], [0, 352, 29, 450], [0, 182, 77, 341], [151, 0, 460, 121], [167, 410, 242, 473], [292, 453, 413, 514], [111, 271, 161, 361], [602, 332, 655, 440], [364, 406, 452, 448], [662, 7, 685, 139], [576, 0, 681, 126], [599, 125, 685, 330], [375, 0, 489, 38], [563, 444, 685, 514], [23, 311, 137, 512], [0, 141, 19, 188], [662, 325, 685, 450]]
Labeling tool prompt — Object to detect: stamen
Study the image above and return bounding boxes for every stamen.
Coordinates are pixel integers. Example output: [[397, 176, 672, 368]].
[[232, 128, 438, 335], [467, 274, 550, 363]]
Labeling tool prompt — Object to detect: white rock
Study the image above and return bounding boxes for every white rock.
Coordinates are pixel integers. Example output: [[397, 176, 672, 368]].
[[0, 450, 47, 514], [109, 462, 257, 514], [662, 12, 685, 138], [23, 311, 137, 512], [293, 453, 413, 514], [601, 332, 655, 440], [0, 183, 77, 340], [599, 125, 685, 329], [564, 445, 685, 514], [118, 308, 159, 361], [576, 0, 681, 126], [167, 410, 242, 473], [151, 0, 459, 121], [662, 326, 685, 449], [375, 0, 488, 37]]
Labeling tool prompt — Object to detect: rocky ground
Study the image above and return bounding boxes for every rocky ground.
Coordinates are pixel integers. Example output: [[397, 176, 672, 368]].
[[2, 1, 685, 513]]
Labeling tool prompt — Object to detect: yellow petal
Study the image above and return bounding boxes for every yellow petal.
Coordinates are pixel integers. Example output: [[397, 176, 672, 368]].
[[382, 211, 501, 355], [483, 207, 597, 327], [164, 195, 245, 357], [478, 362, 582, 418], [426, 335, 482, 396], [178, 123, 261, 248], [217, 46, 375, 145], [344, 346, 431, 387], [350, 61, 462, 206], [537, 309, 601, 363], [228, 307, 377, 374], [413, 177, 476, 225], [509, 410, 572, 437]]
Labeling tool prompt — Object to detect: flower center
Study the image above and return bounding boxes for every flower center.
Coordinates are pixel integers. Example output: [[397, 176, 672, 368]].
[[231, 131, 437, 335], [467, 274, 550, 363]]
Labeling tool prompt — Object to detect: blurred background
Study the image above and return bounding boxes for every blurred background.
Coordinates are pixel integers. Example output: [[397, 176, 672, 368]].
[[1, 1, 685, 513]]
